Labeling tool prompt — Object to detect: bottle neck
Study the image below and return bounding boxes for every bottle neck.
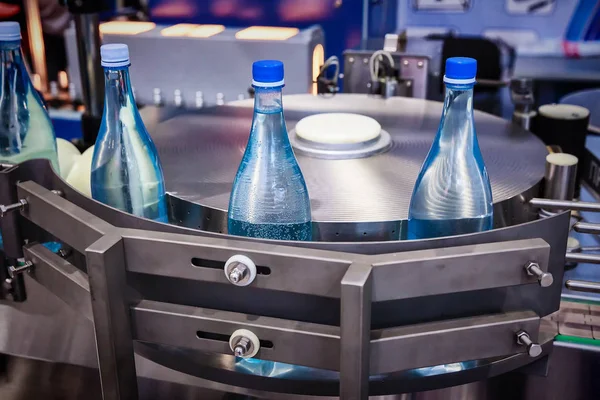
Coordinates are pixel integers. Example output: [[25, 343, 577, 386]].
[[254, 85, 283, 114], [1, 41, 31, 92], [103, 66, 136, 112], [438, 82, 475, 142]]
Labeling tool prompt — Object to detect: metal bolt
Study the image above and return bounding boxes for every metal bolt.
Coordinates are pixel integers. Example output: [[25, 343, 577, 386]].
[[402, 60, 409, 67], [51, 189, 63, 197], [348, 57, 354, 63], [417, 61, 424, 68], [0, 199, 28, 218], [525, 262, 553, 287], [406, 81, 412, 87], [58, 248, 72, 258], [363, 58, 369, 64], [517, 331, 542, 358], [228, 263, 248, 284], [233, 336, 252, 357], [8, 261, 33, 279]]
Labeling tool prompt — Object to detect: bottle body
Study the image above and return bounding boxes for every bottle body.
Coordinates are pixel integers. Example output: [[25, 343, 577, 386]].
[[0, 41, 59, 171], [408, 82, 493, 239], [91, 65, 167, 222], [228, 86, 312, 241]]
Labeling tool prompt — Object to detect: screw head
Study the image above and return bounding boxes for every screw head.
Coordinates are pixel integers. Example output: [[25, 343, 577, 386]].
[[417, 61, 424, 68], [528, 343, 542, 358], [402, 60, 409, 67], [234, 345, 245, 357], [539, 272, 554, 287]]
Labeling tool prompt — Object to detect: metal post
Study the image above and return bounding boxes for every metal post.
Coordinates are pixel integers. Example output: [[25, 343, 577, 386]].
[[340, 263, 373, 400], [86, 234, 138, 400], [543, 153, 578, 202]]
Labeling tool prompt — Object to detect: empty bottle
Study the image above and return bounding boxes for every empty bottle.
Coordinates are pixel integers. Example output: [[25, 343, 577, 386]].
[[91, 44, 167, 222], [0, 22, 59, 171], [228, 60, 312, 241], [408, 57, 493, 239]]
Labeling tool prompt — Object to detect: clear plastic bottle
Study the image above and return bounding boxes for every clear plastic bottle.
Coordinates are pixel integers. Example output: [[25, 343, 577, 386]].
[[227, 60, 312, 241], [0, 21, 59, 172], [91, 44, 167, 222], [408, 57, 493, 240]]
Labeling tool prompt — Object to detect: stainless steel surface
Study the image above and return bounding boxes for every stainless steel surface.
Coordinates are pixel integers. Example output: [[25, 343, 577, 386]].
[[565, 252, 600, 264], [524, 262, 553, 288], [23, 244, 92, 320], [340, 264, 372, 400], [371, 311, 540, 375], [343, 54, 429, 99], [543, 156, 577, 202], [132, 300, 341, 371], [73, 13, 104, 118], [0, 199, 27, 218], [573, 221, 600, 235], [565, 279, 600, 294], [516, 331, 542, 358], [86, 235, 139, 400], [529, 198, 600, 212], [145, 94, 547, 241], [18, 181, 113, 254], [372, 239, 550, 302]]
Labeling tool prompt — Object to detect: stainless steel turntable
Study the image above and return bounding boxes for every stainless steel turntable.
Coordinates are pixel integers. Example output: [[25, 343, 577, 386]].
[[143, 94, 547, 241]]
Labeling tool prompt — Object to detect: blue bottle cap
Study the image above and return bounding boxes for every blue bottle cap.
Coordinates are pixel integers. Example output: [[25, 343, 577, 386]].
[[252, 60, 284, 87], [101, 44, 130, 68], [444, 57, 477, 84], [0, 21, 21, 42]]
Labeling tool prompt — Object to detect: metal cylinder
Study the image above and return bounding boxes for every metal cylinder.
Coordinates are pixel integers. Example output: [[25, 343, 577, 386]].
[[510, 78, 535, 131], [73, 13, 104, 118], [543, 153, 578, 201]]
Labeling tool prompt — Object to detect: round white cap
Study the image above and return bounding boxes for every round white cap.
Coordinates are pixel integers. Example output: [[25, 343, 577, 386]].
[[100, 43, 130, 68], [0, 22, 21, 42]]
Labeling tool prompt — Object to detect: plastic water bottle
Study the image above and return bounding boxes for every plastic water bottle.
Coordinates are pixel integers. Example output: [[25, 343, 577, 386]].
[[0, 22, 59, 172], [408, 57, 493, 240], [228, 60, 312, 241], [91, 44, 167, 222]]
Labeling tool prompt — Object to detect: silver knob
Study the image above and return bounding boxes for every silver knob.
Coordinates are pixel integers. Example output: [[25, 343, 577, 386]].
[[224, 255, 256, 286], [216, 92, 225, 106], [525, 262, 553, 287], [174, 89, 184, 108], [516, 331, 542, 358], [153, 88, 163, 106], [229, 329, 260, 358], [0, 199, 28, 218]]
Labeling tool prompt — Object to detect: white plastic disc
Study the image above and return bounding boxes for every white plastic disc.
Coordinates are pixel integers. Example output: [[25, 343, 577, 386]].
[[229, 329, 260, 358], [295, 113, 381, 145], [224, 255, 257, 286]]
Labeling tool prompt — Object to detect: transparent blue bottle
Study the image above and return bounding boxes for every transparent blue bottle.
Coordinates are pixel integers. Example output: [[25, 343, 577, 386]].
[[91, 44, 167, 222], [0, 22, 59, 251], [408, 57, 493, 240], [227, 60, 312, 241], [0, 22, 59, 172], [228, 60, 311, 378]]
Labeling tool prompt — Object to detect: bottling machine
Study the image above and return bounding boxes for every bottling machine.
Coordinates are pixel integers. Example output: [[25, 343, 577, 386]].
[[2, 1, 600, 399]]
